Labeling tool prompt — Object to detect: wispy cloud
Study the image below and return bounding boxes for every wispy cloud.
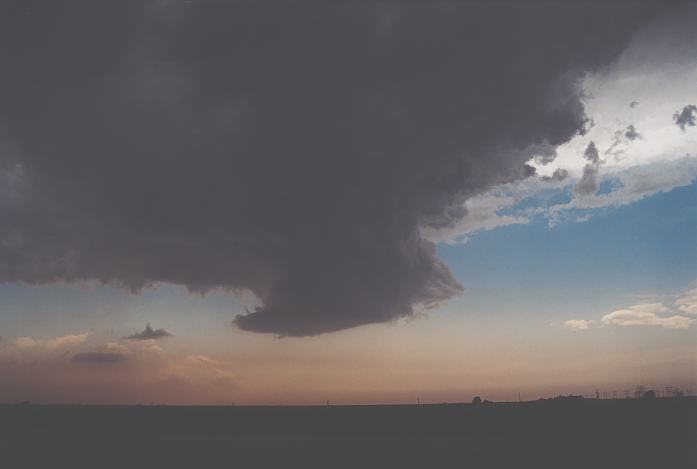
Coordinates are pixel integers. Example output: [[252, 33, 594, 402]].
[[675, 287, 697, 315], [10, 333, 89, 349], [426, 157, 697, 244], [547, 158, 697, 224], [421, 193, 529, 243]]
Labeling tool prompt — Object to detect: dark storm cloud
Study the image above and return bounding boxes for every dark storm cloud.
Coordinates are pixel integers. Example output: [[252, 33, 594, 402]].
[[72, 352, 127, 365], [124, 324, 172, 341], [531, 143, 558, 165], [625, 125, 641, 141], [578, 118, 595, 137], [0, 1, 678, 336], [574, 142, 602, 197], [673, 105, 697, 130]]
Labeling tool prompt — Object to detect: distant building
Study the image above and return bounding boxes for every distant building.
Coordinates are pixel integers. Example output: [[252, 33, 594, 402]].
[[472, 396, 482, 405]]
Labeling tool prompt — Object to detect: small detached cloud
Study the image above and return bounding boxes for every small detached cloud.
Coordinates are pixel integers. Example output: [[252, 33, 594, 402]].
[[71, 352, 127, 364], [673, 104, 697, 130], [624, 124, 641, 141], [124, 324, 172, 341], [562, 319, 596, 331], [629, 100, 639, 108]]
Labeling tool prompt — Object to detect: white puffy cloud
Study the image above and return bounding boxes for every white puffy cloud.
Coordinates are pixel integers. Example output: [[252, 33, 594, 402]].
[[561, 284, 697, 331], [600, 303, 694, 329]]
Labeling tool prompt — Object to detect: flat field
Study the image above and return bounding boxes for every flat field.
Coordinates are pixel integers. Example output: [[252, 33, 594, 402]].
[[1, 398, 695, 468]]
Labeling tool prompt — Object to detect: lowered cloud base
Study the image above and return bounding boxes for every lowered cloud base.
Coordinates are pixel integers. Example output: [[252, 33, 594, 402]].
[[0, 1, 690, 336]]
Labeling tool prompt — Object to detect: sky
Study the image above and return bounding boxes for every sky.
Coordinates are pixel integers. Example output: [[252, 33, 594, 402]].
[[0, 1, 696, 405]]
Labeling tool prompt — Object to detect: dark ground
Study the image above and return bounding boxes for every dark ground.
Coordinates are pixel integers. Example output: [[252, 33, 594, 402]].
[[1, 398, 695, 468]]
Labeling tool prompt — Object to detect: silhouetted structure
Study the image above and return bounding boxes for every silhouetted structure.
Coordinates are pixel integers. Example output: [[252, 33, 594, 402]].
[[472, 396, 482, 405], [540, 395, 584, 402]]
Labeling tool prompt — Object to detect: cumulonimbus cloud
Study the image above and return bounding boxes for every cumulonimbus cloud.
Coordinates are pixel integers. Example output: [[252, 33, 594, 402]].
[[0, 1, 682, 336]]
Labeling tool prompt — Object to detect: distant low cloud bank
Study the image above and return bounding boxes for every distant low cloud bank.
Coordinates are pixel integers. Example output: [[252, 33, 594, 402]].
[[10, 333, 89, 349], [561, 283, 697, 331]]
